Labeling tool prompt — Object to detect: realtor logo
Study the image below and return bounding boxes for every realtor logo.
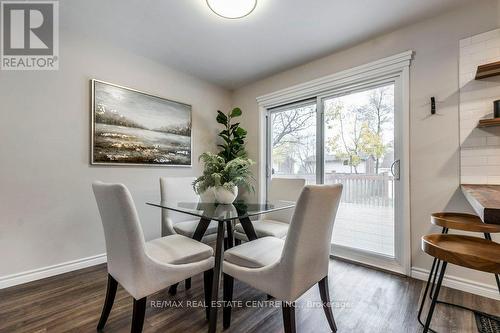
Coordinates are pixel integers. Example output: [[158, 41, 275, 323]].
[[1, 1, 59, 70]]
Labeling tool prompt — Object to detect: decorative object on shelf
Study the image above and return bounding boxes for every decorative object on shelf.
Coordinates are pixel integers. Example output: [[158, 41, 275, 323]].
[[216, 107, 248, 162], [193, 152, 254, 204], [91, 80, 192, 166], [494, 100, 500, 118], [206, 0, 257, 19], [476, 100, 500, 127], [475, 60, 500, 80]]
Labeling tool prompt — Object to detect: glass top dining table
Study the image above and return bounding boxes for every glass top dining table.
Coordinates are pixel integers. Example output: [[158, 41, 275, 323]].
[[146, 200, 295, 222], [146, 199, 295, 333]]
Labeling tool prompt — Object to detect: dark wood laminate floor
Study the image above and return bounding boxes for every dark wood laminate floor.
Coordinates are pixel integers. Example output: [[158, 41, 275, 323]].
[[0, 260, 498, 333]]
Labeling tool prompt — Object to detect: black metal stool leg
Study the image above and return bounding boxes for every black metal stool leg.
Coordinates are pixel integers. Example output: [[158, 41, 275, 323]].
[[483, 233, 500, 294], [429, 259, 441, 300], [423, 262, 447, 333], [428, 227, 447, 301], [417, 257, 437, 326]]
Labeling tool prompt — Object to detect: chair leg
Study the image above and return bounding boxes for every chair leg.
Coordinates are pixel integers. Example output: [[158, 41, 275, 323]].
[[185, 278, 191, 290], [97, 274, 118, 330], [318, 276, 337, 332], [223, 274, 234, 329], [131, 297, 147, 333], [423, 262, 447, 333], [204, 269, 214, 321], [168, 283, 178, 295], [282, 302, 296, 333]]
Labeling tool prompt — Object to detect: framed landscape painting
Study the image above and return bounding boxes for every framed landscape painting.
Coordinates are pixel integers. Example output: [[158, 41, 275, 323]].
[[91, 80, 192, 166]]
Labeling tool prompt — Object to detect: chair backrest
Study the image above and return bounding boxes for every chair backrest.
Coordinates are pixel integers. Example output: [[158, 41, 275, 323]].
[[159, 177, 198, 235], [265, 178, 306, 223], [92, 181, 146, 287], [281, 184, 343, 295]]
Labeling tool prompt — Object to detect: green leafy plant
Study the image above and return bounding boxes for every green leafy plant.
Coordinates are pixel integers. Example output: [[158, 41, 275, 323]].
[[216, 108, 248, 162], [193, 152, 254, 194]]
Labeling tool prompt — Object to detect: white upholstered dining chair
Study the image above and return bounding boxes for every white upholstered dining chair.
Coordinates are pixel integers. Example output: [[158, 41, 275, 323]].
[[223, 184, 343, 333], [233, 178, 305, 242], [160, 177, 219, 241], [93, 181, 215, 333], [160, 177, 222, 294]]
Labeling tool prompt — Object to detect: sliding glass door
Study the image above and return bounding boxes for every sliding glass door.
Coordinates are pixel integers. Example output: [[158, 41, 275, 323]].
[[323, 84, 395, 257], [267, 80, 404, 272]]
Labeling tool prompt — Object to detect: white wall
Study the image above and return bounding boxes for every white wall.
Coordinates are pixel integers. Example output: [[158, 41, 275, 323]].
[[0, 30, 231, 281], [232, 0, 499, 296]]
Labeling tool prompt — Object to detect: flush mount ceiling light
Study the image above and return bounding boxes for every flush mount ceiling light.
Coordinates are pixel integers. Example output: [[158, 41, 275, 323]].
[[206, 0, 257, 19]]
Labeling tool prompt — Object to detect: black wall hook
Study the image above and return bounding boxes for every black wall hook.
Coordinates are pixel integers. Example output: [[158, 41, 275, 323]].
[[431, 97, 436, 115]]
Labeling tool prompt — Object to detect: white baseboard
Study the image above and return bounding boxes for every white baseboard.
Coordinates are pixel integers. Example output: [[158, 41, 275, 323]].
[[0, 253, 107, 289], [411, 267, 499, 300]]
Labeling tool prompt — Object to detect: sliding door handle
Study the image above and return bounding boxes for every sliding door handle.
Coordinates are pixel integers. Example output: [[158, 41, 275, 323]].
[[391, 159, 400, 180]]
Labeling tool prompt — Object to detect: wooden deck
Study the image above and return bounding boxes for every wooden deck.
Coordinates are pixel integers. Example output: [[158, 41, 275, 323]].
[[332, 203, 395, 256]]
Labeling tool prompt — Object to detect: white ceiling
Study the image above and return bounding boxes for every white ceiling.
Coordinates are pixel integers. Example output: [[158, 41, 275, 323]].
[[61, 0, 473, 89]]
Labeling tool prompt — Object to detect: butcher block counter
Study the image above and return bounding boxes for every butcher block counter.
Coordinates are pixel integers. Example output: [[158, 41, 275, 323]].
[[461, 185, 500, 225]]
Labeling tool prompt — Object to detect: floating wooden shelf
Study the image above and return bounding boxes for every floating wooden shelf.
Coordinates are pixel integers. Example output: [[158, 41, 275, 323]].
[[478, 118, 500, 128], [475, 61, 500, 80]]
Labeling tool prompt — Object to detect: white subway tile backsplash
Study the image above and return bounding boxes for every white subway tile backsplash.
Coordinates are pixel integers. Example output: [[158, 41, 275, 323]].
[[459, 37, 472, 48], [461, 159, 500, 173], [462, 137, 487, 147], [487, 176, 500, 184], [461, 156, 488, 166], [486, 136, 500, 146], [462, 166, 489, 176], [460, 29, 500, 185], [462, 146, 500, 156], [461, 175, 488, 184], [459, 74, 474, 87], [486, 38, 500, 49], [487, 155, 500, 165], [461, 42, 487, 55], [471, 29, 500, 43]]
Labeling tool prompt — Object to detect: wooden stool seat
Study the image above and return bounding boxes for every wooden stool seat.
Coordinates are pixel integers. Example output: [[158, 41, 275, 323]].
[[431, 212, 500, 233], [422, 234, 500, 274]]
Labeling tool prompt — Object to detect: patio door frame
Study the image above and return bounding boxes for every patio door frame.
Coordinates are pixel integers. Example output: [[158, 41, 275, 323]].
[[257, 51, 412, 275]]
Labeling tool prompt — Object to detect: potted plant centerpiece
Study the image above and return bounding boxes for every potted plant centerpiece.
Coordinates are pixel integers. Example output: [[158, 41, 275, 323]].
[[193, 108, 254, 204]]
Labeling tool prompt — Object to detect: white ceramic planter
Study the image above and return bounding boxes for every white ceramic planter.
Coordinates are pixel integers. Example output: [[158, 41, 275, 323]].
[[214, 186, 238, 204], [199, 187, 216, 203]]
